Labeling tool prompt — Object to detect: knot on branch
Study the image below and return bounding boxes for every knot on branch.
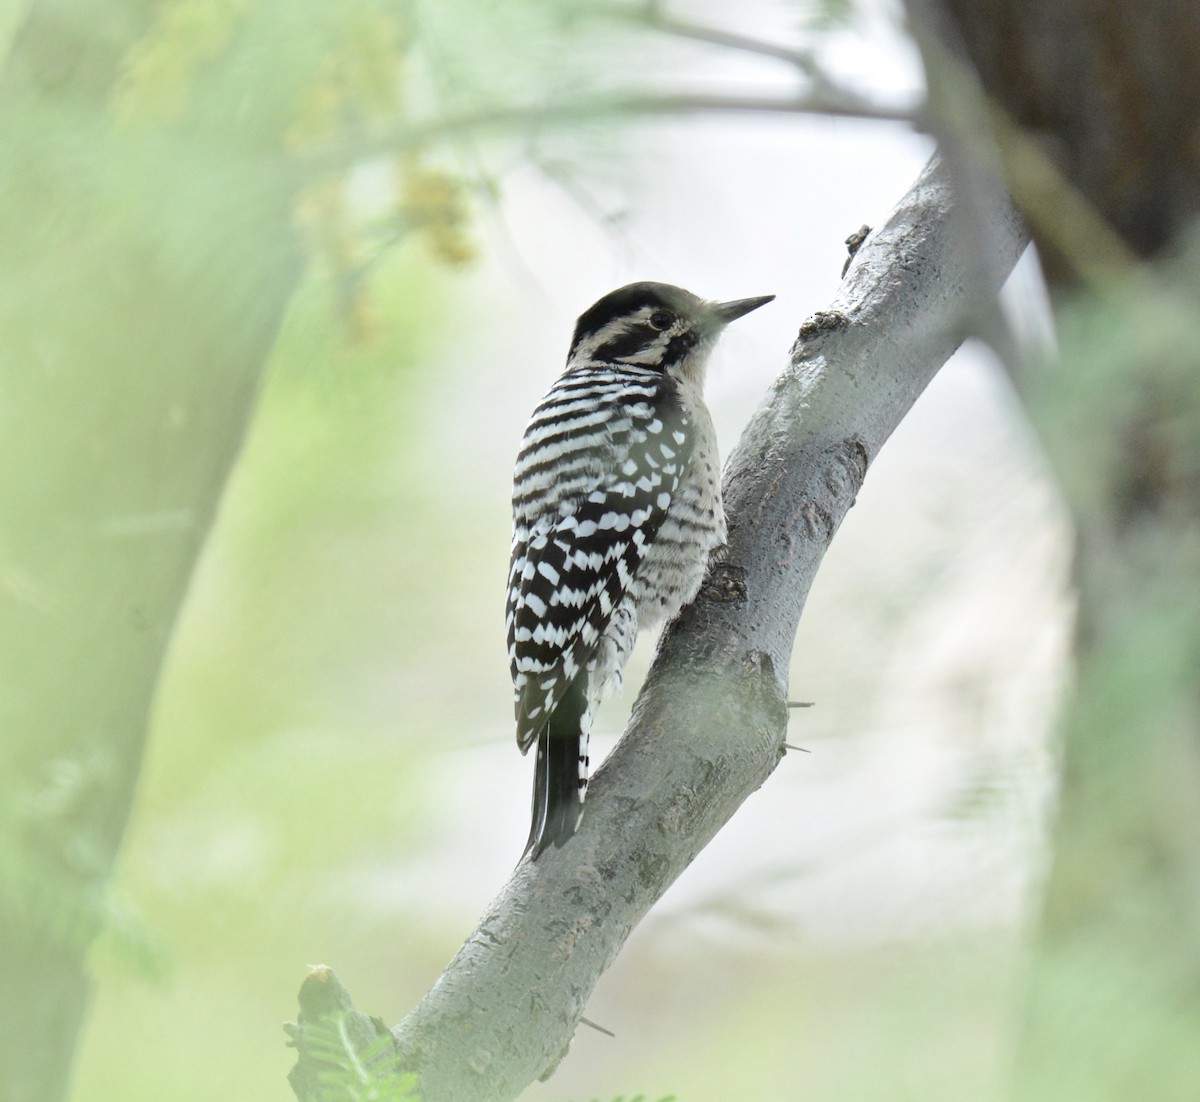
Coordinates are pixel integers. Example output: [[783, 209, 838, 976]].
[[833, 436, 870, 495], [700, 559, 748, 605], [791, 310, 850, 358], [795, 436, 871, 542]]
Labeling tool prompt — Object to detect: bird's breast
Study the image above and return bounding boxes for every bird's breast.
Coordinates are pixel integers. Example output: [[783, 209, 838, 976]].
[[631, 428, 725, 630]]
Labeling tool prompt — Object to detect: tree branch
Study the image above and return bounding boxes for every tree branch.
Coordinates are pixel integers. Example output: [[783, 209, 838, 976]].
[[577, 1, 828, 77], [287, 156, 1028, 1102], [294, 90, 912, 181]]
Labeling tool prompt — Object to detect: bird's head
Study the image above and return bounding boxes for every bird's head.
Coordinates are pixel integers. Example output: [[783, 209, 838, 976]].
[[567, 281, 774, 389]]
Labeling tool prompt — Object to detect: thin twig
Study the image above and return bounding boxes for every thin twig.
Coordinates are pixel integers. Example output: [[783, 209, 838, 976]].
[[294, 90, 912, 180], [578, 1, 825, 76]]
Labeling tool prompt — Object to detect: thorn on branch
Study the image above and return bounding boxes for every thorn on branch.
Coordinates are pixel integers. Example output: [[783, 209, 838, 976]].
[[579, 1015, 617, 1037]]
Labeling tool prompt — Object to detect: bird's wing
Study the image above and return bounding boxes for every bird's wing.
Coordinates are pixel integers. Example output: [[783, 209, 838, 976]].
[[506, 385, 695, 752]]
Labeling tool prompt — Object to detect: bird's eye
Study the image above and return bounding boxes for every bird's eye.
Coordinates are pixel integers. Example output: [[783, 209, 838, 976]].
[[648, 310, 673, 332]]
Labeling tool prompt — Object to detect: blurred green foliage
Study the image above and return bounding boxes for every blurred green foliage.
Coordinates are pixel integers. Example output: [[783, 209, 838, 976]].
[[0, 0, 597, 1098], [1008, 264, 1200, 1101], [55, 237, 471, 1101], [290, 1009, 420, 1102]]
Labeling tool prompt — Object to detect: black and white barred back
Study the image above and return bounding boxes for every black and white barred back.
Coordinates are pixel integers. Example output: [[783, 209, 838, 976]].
[[507, 282, 773, 860]]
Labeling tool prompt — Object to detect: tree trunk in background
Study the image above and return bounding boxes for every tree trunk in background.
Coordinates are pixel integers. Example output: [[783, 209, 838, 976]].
[[911, 3, 1200, 1097], [0, 4, 302, 1099], [936, 0, 1200, 282]]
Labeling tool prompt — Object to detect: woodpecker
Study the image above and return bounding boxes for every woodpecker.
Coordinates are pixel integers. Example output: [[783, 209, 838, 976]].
[[507, 281, 773, 861]]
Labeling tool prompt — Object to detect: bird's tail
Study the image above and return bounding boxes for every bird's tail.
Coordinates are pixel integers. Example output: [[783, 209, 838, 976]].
[[522, 679, 589, 861]]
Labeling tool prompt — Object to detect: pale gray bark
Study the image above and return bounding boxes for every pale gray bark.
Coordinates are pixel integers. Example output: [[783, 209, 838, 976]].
[[287, 155, 1029, 1102]]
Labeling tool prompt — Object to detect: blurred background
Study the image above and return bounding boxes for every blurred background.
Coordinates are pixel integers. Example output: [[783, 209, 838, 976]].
[[4, 0, 1076, 1099]]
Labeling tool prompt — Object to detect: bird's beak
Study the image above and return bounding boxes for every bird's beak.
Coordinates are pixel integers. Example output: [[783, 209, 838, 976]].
[[710, 294, 775, 327]]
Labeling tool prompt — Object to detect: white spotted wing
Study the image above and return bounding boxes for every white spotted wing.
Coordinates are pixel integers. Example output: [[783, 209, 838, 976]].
[[506, 370, 694, 752]]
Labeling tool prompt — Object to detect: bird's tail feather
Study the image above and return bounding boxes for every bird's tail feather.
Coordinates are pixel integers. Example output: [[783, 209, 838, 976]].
[[522, 679, 588, 861]]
